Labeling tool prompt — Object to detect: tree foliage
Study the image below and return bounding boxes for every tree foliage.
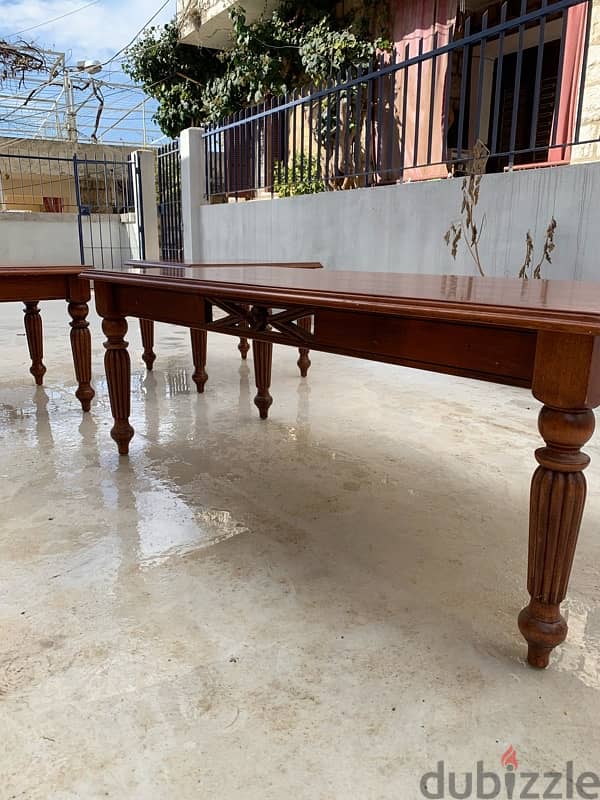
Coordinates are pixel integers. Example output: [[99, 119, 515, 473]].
[[122, 20, 220, 138], [122, 0, 390, 138], [273, 155, 325, 197]]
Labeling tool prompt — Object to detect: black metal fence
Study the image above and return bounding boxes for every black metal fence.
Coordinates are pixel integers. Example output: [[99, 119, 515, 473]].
[[203, 0, 596, 200], [73, 155, 139, 268], [157, 140, 183, 262], [0, 152, 135, 213], [0, 150, 140, 267]]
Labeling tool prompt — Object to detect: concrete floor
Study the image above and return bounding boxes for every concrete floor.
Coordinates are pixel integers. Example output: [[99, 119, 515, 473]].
[[1, 298, 599, 800]]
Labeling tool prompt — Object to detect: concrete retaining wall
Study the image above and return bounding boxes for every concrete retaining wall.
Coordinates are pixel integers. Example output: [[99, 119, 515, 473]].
[[195, 161, 600, 281], [0, 211, 138, 267]]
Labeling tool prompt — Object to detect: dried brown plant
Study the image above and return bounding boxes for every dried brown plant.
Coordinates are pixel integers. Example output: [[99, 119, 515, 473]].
[[519, 218, 557, 279], [445, 175, 557, 280], [444, 175, 485, 276]]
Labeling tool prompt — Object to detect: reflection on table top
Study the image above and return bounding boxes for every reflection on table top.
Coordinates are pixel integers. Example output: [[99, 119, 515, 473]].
[[0, 265, 86, 276], [124, 260, 323, 270], [84, 265, 600, 335]]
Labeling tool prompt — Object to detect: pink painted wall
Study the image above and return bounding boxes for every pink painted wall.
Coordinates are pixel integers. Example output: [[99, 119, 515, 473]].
[[389, 0, 457, 179]]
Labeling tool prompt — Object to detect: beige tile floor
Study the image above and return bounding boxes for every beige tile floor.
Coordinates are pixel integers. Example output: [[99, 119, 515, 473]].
[[0, 297, 599, 800]]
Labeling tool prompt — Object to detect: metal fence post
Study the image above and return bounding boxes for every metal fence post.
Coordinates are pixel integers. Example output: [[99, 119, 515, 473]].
[[73, 155, 86, 266], [180, 127, 206, 262], [157, 140, 184, 261], [131, 149, 159, 261]]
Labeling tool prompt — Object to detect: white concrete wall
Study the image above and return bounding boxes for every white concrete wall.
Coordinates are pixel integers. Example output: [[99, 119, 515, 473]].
[[119, 212, 140, 264], [78, 213, 138, 268], [181, 128, 206, 262], [0, 211, 139, 267], [195, 162, 600, 281], [0, 212, 80, 265], [131, 150, 160, 261]]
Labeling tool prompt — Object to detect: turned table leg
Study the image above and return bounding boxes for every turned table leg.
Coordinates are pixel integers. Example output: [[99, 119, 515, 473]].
[[297, 315, 312, 378], [139, 319, 156, 370], [253, 339, 273, 419], [68, 299, 95, 412], [102, 316, 134, 455], [238, 303, 250, 360], [238, 337, 250, 360], [518, 405, 594, 667], [23, 301, 46, 385], [191, 328, 208, 393], [517, 330, 600, 668]]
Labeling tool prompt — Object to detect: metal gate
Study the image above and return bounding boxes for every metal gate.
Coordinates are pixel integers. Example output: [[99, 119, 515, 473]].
[[74, 154, 141, 268], [157, 140, 183, 262], [0, 151, 142, 268]]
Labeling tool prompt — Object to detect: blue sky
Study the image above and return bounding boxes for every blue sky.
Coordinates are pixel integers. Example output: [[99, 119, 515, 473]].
[[0, 0, 174, 64], [0, 0, 176, 143]]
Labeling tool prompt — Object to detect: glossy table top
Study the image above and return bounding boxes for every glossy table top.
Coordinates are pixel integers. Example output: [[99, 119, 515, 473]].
[[124, 259, 323, 270], [84, 265, 600, 335], [0, 265, 87, 276]]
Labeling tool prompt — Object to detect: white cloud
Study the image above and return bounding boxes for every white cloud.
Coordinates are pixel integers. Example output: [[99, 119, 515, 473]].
[[0, 0, 174, 63]]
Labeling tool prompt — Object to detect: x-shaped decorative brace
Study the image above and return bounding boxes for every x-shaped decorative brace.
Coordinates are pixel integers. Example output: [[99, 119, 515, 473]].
[[206, 298, 317, 346]]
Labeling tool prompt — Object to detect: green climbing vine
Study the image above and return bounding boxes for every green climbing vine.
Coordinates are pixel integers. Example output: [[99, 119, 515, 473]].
[[123, 1, 391, 138]]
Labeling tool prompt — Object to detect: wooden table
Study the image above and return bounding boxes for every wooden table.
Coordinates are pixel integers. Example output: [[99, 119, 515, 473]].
[[123, 260, 322, 389], [1, 266, 94, 410], [84, 265, 600, 670]]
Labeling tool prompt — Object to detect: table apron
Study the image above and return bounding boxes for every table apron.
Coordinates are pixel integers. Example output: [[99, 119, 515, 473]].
[[313, 308, 536, 387], [0, 275, 72, 303], [113, 284, 208, 329], [110, 284, 537, 388]]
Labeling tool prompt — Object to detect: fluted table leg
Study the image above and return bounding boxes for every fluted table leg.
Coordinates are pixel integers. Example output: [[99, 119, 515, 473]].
[[252, 339, 273, 419], [238, 337, 250, 360], [519, 330, 600, 668], [102, 316, 134, 455], [297, 315, 312, 378], [68, 299, 95, 411], [23, 301, 46, 385], [140, 319, 156, 370], [238, 304, 250, 359], [519, 405, 594, 667], [191, 328, 208, 393]]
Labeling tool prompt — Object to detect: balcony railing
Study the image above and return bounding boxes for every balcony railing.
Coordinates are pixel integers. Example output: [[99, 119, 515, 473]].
[[202, 0, 597, 200]]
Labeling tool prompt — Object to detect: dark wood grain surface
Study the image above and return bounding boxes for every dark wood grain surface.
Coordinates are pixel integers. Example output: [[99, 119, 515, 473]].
[[85, 268, 600, 334], [0, 265, 89, 275], [124, 260, 323, 270], [131, 260, 322, 387]]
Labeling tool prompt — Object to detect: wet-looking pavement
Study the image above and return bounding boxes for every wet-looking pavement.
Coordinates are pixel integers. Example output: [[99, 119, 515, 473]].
[[1, 298, 599, 798]]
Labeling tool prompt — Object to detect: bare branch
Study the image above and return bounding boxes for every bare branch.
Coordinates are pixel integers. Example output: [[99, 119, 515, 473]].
[[0, 40, 48, 86]]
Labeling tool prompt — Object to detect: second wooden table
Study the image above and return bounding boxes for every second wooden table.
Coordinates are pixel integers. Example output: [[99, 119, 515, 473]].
[[0, 265, 94, 411]]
